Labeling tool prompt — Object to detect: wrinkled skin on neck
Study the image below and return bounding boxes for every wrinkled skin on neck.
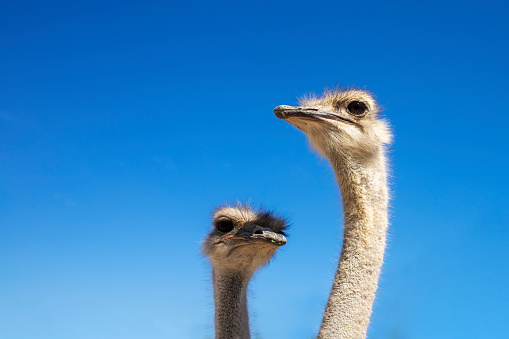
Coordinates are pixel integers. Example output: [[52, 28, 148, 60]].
[[212, 268, 251, 339]]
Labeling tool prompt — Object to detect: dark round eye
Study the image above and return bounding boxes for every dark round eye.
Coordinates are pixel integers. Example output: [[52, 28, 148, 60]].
[[347, 101, 367, 116], [215, 218, 234, 233]]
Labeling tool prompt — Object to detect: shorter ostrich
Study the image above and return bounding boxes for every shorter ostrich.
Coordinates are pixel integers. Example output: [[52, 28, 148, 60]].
[[203, 204, 289, 339]]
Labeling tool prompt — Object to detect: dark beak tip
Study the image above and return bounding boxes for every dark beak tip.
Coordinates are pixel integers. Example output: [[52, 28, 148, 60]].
[[273, 105, 286, 119], [274, 112, 285, 119]]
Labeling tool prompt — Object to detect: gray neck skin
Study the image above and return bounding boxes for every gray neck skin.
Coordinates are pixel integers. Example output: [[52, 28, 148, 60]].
[[318, 147, 389, 339], [213, 268, 251, 339]]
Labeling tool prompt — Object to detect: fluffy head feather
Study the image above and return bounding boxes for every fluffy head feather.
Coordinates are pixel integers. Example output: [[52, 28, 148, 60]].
[[203, 203, 289, 274], [276, 87, 392, 159]]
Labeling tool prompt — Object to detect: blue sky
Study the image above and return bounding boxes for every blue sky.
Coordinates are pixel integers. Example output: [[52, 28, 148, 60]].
[[1, 0, 508, 338]]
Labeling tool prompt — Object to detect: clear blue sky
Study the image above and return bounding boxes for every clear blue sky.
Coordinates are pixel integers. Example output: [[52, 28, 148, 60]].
[[1, 0, 508, 338]]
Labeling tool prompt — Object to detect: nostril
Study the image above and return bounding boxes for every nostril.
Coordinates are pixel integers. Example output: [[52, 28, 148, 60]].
[[254, 229, 263, 235]]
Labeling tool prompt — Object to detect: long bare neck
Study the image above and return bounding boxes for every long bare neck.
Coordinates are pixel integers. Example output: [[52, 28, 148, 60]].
[[212, 268, 251, 339], [318, 147, 389, 339]]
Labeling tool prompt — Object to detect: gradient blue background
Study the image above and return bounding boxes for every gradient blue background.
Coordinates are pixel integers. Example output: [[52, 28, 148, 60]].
[[1, 0, 508, 338]]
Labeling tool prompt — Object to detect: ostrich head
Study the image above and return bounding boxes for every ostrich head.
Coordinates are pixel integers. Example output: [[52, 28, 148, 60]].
[[203, 204, 289, 274], [274, 88, 392, 159]]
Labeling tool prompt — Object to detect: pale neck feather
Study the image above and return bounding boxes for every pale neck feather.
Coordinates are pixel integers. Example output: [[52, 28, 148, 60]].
[[318, 146, 389, 339]]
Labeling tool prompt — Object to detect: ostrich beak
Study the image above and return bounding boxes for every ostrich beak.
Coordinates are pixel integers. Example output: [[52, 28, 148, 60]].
[[248, 225, 287, 246], [274, 105, 356, 125], [274, 105, 318, 119]]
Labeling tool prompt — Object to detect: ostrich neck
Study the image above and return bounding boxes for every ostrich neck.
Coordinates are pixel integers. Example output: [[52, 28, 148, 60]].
[[212, 268, 251, 339], [318, 148, 389, 339]]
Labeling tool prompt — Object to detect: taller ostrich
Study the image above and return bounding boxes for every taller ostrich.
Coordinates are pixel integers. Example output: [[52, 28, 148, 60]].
[[274, 88, 392, 338]]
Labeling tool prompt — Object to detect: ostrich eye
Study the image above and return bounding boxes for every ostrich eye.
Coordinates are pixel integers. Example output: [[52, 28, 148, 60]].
[[347, 101, 367, 116], [215, 218, 234, 233]]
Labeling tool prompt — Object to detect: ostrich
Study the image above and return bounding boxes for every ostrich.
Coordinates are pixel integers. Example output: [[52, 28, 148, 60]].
[[202, 204, 289, 339], [274, 88, 392, 338]]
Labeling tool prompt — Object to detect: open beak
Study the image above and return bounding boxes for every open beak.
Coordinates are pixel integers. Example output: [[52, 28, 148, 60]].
[[220, 226, 287, 247], [250, 231, 286, 246], [274, 105, 356, 125], [248, 225, 287, 246]]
